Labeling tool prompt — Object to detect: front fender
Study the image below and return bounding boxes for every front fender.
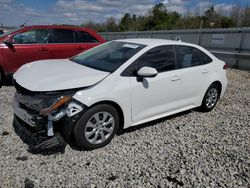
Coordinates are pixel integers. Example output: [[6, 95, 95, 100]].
[[72, 75, 132, 129]]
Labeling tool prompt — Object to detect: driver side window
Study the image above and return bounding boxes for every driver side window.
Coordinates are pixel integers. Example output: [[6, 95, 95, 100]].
[[137, 46, 176, 73], [12, 29, 49, 44]]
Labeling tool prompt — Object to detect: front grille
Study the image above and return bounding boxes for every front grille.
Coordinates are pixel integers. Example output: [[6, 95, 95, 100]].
[[19, 102, 39, 114]]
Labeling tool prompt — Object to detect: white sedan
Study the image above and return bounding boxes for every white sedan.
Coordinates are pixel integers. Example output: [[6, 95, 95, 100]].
[[13, 39, 228, 150]]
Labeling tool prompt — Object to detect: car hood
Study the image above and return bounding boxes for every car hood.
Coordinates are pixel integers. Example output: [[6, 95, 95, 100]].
[[13, 59, 110, 92]]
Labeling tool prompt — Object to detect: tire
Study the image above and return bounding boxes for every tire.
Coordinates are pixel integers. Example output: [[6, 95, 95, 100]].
[[0, 68, 3, 87], [73, 104, 119, 150], [200, 83, 220, 112]]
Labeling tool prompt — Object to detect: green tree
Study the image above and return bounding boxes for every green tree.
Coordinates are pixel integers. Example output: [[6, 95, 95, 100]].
[[119, 13, 132, 31], [202, 6, 218, 28], [241, 7, 250, 27], [106, 17, 118, 32], [144, 3, 181, 30], [219, 16, 234, 28]]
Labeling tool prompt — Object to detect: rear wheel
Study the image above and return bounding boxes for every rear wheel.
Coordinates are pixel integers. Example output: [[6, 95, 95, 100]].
[[200, 83, 220, 112], [74, 104, 119, 150]]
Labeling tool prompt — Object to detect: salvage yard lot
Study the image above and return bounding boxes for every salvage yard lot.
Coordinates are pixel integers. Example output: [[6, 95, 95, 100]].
[[0, 69, 249, 187]]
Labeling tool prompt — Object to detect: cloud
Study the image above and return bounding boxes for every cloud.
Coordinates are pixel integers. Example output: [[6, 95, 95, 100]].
[[0, 0, 242, 26], [162, 0, 188, 14], [0, 0, 12, 4], [214, 3, 234, 14]]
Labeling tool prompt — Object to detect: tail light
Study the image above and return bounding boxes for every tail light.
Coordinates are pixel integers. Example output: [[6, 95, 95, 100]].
[[223, 64, 229, 70]]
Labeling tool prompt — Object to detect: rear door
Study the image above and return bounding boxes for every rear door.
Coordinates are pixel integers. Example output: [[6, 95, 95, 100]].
[[48, 28, 76, 59], [47, 29, 101, 59], [74, 30, 100, 54], [175, 45, 213, 108], [3, 28, 50, 73]]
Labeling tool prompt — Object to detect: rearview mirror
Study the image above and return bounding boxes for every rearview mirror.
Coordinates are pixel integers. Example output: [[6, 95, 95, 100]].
[[137, 66, 158, 81], [3, 38, 14, 48]]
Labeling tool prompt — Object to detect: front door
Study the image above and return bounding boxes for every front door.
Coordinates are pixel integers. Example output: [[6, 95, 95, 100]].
[[3, 29, 50, 73], [130, 45, 181, 122]]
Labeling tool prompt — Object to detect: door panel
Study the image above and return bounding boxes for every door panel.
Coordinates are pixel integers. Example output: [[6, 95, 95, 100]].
[[48, 29, 99, 59], [48, 29, 76, 59], [74, 43, 98, 56], [3, 45, 50, 73], [130, 70, 181, 122], [47, 44, 78, 59], [175, 45, 213, 108], [74, 30, 101, 55], [178, 66, 207, 107], [47, 43, 99, 59], [129, 45, 181, 122], [3, 29, 50, 73]]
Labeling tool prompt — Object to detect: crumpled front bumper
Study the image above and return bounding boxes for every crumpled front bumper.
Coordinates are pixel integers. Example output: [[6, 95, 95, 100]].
[[12, 94, 85, 151], [13, 115, 66, 151]]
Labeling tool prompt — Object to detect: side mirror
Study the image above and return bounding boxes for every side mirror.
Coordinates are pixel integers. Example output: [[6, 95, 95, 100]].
[[137, 66, 158, 81], [137, 66, 158, 77], [3, 38, 14, 48]]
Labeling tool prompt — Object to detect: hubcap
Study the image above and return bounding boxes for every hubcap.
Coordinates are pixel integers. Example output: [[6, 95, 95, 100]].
[[84, 111, 115, 145], [205, 88, 218, 109]]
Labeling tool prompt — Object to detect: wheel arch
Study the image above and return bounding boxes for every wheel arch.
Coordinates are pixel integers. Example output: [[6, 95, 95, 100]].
[[88, 100, 125, 132], [210, 81, 222, 98]]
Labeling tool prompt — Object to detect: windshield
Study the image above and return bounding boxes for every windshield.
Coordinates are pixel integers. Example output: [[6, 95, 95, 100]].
[[0, 28, 19, 38], [70, 41, 145, 72]]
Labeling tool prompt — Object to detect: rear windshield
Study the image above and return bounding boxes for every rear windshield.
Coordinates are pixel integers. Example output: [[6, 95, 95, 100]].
[[70, 41, 145, 72]]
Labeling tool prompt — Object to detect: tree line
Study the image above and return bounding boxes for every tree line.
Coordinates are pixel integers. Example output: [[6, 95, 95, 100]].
[[82, 3, 250, 32]]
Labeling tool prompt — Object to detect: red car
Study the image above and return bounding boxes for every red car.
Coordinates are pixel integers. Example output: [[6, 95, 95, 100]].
[[0, 25, 105, 85]]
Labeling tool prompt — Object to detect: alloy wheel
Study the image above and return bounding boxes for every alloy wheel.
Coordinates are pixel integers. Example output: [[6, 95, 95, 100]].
[[205, 88, 218, 109], [84, 111, 115, 145]]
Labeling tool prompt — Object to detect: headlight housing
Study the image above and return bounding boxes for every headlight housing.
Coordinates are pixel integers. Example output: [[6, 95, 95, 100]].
[[39, 96, 72, 116], [15, 88, 76, 115]]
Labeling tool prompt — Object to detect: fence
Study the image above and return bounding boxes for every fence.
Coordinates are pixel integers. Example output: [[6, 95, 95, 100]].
[[100, 28, 250, 70]]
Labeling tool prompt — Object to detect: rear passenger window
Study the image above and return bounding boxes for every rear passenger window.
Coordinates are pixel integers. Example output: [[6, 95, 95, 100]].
[[75, 31, 98, 43], [176, 46, 212, 68], [50, 29, 74, 43], [137, 46, 175, 72]]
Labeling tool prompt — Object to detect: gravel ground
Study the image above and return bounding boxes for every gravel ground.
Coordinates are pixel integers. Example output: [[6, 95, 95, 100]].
[[0, 69, 249, 187]]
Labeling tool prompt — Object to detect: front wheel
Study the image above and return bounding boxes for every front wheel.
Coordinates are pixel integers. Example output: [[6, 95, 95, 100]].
[[0, 69, 3, 87], [73, 104, 119, 150], [200, 84, 220, 112]]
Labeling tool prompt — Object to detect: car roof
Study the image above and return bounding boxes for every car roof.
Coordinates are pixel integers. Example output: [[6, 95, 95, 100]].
[[115, 38, 196, 47], [21, 25, 97, 34], [114, 38, 216, 59]]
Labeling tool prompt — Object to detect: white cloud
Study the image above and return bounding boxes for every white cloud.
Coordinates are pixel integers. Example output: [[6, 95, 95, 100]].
[[0, 0, 12, 4], [0, 0, 240, 26], [214, 3, 234, 14], [162, 0, 190, 14], [56, 0, 104, 12]]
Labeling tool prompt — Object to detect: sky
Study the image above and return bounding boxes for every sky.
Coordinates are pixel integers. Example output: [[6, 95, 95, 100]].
[[0, 0, 249, 26]]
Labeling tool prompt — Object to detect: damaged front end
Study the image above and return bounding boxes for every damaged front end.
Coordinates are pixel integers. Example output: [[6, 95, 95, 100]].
[[12, 80, 86, 151]]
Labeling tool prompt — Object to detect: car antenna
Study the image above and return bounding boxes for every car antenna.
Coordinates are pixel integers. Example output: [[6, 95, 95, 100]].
[[20, 18, 31, 27]]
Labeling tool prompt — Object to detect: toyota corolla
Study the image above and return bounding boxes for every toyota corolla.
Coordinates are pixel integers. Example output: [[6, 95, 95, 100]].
[[12, 39, 228, 150]]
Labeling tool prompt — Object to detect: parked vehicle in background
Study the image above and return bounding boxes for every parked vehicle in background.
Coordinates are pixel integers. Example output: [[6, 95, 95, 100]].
[[0, 25, 105, 86], [0, 30, 3, 35], [12, 39, 228, 150]]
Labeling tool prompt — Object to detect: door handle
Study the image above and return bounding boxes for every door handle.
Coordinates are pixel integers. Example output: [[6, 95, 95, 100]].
[[202, 69, 209, 74], [171, 75, 181, 81], [39, 47, 48, 52], [76, 46, 85, 50]]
